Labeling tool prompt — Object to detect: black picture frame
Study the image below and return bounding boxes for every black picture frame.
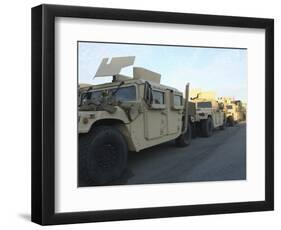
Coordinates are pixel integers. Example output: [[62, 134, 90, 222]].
[[31, 4, 274, 225]]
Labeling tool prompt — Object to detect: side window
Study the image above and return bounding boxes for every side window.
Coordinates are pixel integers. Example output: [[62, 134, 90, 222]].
[[152, 90, 165, 104], [174, 95, 183, 106]]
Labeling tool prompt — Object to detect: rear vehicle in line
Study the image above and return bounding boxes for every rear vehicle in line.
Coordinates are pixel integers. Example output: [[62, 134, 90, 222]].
[[191, 90, 225, 137], [218, 97, 246, 126]]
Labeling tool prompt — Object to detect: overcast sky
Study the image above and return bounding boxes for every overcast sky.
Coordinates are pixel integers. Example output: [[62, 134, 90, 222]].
[[78, 42, 247, 102]]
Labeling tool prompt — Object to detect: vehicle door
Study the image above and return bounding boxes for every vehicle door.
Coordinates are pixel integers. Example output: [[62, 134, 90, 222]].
[[143, 82, 167, 140]]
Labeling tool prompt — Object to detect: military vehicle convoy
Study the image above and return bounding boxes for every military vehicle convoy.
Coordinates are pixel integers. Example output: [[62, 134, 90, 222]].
[[78, 56, 244, 185]]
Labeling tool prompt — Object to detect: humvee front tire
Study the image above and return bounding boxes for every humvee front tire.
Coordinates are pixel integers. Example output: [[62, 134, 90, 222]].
[[201, 117, 213, 137], [175, 123, 192, 147], [227, 116, 235, 127], [79, 126, 128, 185]]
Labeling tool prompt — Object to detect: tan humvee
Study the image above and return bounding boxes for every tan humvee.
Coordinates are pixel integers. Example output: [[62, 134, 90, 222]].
[[78, 56, 195, 185], [190, 89, 225, 137], [217, 97, 246, 126]]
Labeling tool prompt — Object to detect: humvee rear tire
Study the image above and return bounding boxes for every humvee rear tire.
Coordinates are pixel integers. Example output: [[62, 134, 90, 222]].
[[175, 123, 192, 147], [201, 117, 213, 137], [227, 116, 235, 127], [191, 122, 198, 138], [79, 126, 128, 185]]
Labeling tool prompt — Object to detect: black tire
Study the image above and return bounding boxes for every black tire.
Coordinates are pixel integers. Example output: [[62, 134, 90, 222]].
[[220, 119, 226, 130], [200, 117, 213, 137], [175, 122, 192, 147], [227, 116, 235, 127], [191, 122, 199, 138], [79, 126, 128, 185]]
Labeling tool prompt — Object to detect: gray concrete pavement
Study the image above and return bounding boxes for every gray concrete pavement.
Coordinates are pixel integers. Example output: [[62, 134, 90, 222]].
[[111, 122, 246, 185]]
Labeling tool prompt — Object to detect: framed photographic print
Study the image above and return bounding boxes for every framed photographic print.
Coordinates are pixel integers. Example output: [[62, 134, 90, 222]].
[[31, 4, 274, 225]]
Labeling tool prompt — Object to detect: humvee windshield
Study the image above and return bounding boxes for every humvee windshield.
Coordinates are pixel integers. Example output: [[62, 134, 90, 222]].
[[197, 101, 212, 108], [80, 85, 136, 105]]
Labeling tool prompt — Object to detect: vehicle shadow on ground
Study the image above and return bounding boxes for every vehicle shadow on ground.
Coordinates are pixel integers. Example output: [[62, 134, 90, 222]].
[[79, 167, 135, 187]]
